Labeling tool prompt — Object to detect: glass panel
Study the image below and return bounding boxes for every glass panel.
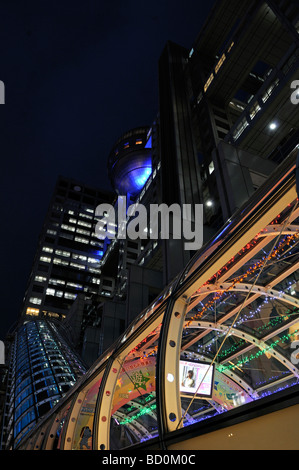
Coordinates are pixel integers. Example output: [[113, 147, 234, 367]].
[[120, 285, 172, 346], [180, 149, 297, 285], [71, 372, 104, 450], [110, 323, 161, 449], [179, 200, 299, 428], [54, 403, 72, 450]]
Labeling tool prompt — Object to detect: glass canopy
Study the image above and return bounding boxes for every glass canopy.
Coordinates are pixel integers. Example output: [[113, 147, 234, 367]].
[[15, 149, 299, 450]]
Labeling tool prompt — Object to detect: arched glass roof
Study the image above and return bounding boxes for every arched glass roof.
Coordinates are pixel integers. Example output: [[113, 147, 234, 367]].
[[15, 149, 299, 450]]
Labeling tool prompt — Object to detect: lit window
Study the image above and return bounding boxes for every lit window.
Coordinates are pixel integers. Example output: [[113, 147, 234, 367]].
[[40, 256, 51, 263], [72, 253, 87, 261], [29, 297, 42, 305], [262, 79, 279, 103], [47, 229, 57, 236], [124, 142, 130, 149], [46, 311, 60, 318], [88, 267, 100, 274], [250, 101, 261, 120], [55, 250, 71, 257], [79, 212, 93, 220], [49, 278, 65, 286], [76, 228, 89, 236], [64, 292, 77, 300], [70, 262, 85, 270], [42, 246, 53, 253], [215, 53, 226, 74], [135, 139, 143, 145], [227, 41, 234, 53], [46, 288, 55, 296], [61, 224, 75, 232], [90, 240, 103, 246], [66, 282, 83, 289], [209, 162, 215, 175], [74, 237, 89, 244], [204, 73, 214, 92], [26, 307, 39, 316], [233, 117, 249, 141], [77, 220, 92, 228], [53, 258, 69, 266], [35, 276, 47, 283]]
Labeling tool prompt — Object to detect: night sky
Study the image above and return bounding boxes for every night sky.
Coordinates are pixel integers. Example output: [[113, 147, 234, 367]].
[[0, 0, 215, 340]]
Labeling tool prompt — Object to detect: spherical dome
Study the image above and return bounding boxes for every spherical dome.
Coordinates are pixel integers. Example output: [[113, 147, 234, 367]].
[[107, 127, 152, 196]]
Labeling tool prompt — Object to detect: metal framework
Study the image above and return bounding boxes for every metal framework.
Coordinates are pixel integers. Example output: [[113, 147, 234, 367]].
[[14, 151, 299, 450]]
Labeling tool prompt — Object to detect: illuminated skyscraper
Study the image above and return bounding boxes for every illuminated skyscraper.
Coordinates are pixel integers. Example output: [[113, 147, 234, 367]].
[[1, 319, 85, 449], [20, 177, 113, 335], [1, 179, 114, 449]]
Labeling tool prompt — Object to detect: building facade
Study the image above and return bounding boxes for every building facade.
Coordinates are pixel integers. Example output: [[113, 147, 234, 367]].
[[82, 0, 299, 364], [18, 177, 114, 355]]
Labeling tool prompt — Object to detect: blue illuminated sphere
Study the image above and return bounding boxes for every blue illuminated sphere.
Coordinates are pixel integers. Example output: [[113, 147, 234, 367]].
[[108, 127, 152, 196]]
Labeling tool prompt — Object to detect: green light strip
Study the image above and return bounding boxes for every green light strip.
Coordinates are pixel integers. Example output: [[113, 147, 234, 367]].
[[218, 330, 298, 372], [119, 404, 156, 425]]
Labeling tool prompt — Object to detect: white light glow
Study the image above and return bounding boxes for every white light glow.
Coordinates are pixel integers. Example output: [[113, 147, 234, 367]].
[[167, 373, 174, 383]]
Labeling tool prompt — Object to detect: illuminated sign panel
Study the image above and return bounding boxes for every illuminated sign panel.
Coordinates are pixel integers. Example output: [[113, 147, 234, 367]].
[[179, 360, 214, 398]]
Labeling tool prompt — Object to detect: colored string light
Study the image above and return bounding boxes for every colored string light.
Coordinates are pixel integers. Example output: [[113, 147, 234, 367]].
[[218, 329, 299, 373], [119, 403, 156, 425], [186, 231, 299, 327]]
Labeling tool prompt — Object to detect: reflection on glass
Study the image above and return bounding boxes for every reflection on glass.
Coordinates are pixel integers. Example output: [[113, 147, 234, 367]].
[[54, 405, 71, 450], [71, 375, 103, 450], [110, 324, 160, 449]]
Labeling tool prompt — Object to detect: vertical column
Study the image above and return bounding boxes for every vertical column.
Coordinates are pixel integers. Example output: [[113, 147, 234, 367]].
[[59, 392, 84, 449], [93, 357, 123, 450], [157, 295, 189, 439]]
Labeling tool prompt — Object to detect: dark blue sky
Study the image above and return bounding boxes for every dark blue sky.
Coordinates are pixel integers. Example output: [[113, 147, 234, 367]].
[[0, 0, 215, 339]]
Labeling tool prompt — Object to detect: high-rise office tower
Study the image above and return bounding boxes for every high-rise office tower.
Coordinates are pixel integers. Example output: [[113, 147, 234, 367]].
[[0, 177, 115, 449], [19, 176, 114, 348], [1, 319, 86, 449]]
